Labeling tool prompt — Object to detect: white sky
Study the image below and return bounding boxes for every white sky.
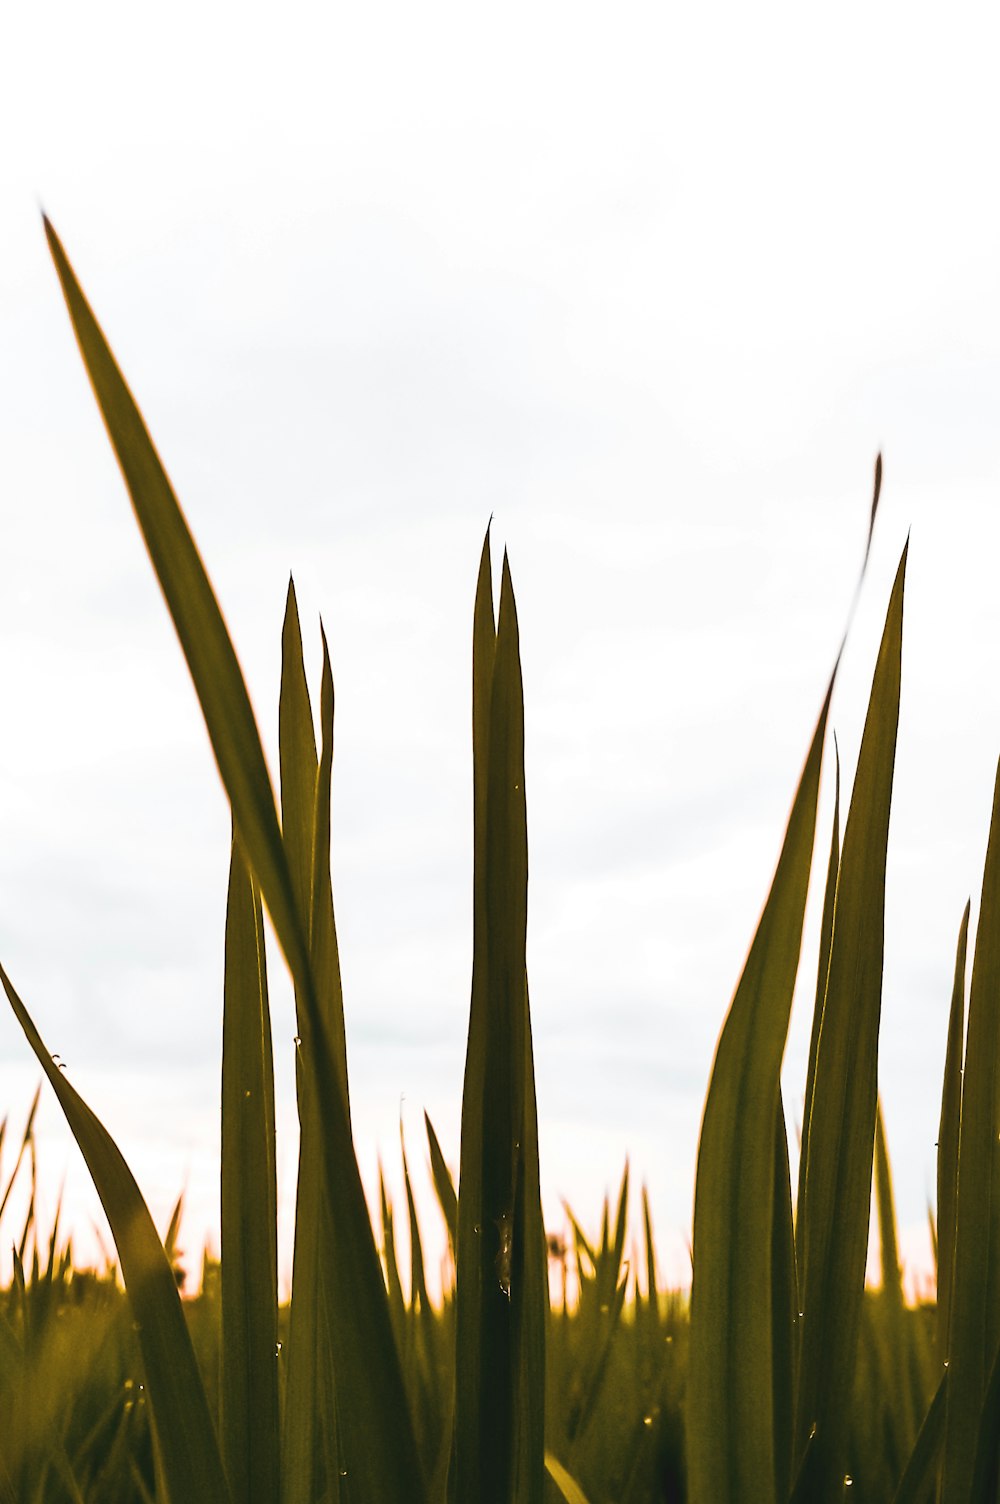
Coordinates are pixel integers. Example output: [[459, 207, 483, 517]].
[[2, 2, 1000, 1293]]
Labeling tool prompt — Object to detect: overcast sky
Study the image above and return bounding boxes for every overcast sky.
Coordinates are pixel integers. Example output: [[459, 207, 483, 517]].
[[2, 2, 1000, 1293]]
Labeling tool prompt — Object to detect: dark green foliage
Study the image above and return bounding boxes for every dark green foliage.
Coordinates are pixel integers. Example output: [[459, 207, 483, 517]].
[[9, 219, 1000, 1504]]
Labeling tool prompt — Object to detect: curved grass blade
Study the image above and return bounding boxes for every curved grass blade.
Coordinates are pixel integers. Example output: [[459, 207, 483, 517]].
[[942, 758, 1000, 1503], [221, 829, 279, 1504], [0, 965, 231, 1504], [44, 217, 425, 1503], [43, 216, 309, 997], [795, 543, 907, 1501], [688, 671, 834, 1504], [936, 900, 969, 1370]]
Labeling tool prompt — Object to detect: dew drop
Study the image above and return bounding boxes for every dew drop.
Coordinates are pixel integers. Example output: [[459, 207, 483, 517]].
[[293, 1036, 302, 1047], [244, 1089, 252, 1098], [643, 1414, 653, 1428]]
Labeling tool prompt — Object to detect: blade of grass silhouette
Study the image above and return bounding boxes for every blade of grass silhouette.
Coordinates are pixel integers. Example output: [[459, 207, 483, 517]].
[[42, 214, 426, 1504], [0, 964, 231, 1504]]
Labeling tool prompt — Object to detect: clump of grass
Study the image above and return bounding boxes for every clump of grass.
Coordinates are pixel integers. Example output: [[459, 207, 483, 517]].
[[3, 217, 999, 1502]]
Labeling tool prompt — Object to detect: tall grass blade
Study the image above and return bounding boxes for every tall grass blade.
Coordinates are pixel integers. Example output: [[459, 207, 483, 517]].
[[278, 581, 327, 1504], [220, 829, 280, 1504], [796, 742, 840, 1239], [942, 758, 1000, 1503], [875, 1100, 904, 1314], [936, 900, 969, 1370], [0, 965, 231, 1504], [44, 217, 426, 1503], [278, 578, 318, 920], [688, 673, 834, 1504], [795, 543, 907, 1500], [453, 541, 545, 1503], [452, 528, 496, 1500], [772, 1092, 797, 1504]]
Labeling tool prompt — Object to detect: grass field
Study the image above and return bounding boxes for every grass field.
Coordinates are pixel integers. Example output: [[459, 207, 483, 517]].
[[2, 220, 998, 1502]]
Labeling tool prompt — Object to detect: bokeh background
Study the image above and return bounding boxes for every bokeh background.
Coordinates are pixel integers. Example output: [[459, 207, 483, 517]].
[[2, 2, 999, 1296]]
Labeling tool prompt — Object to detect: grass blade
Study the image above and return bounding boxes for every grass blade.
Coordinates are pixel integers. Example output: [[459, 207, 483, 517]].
[[425, 1111, 458, 1265], [452, 542, 545, 1503], [795, 543, 907, 1500], [688, 671, 834, 1504], [936, 900, 969, 1369], [942, 758, 1000, 1503], [544, 1451, 594, 1504], [796, 741, 840, 1240], [0, 965, 231, 1504], [220, 830, 280, 1504], [772, 1092, 797, 1504], [44, 216, 426, 1503], [875, 1100, 904, 1315], [278, 578, 318, 921], [452, 528, 496, 1500], [891, 1372, 947, 1504], [968, 1337, 1000, 1502]]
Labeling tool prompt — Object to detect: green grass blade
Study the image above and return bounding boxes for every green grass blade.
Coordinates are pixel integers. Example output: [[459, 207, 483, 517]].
[[544, 1451, 594, 1504], [452, 544, 545, 1504], [772, 1092, 797, 1504], [425, 1111, 458, 1264], [452, 527, 496, 1502], [796, 741, 840, 1241], [688, 674, 834, 1504], [0, 965, 230, 1504], [402, 1132, 430, 1317], [380, 1167, 407, 1355], [942, 758, 1000, 1503], [936, 900, 969, 1370], [44, 217, 426, 1504], [0, 1086, 40, 1227], [279, 578, 318, 921], [968, 1337, 1000, 1502], [278, 580, 327, 1504], [642, 1184, 658, 1321], [795, 543, 907, 1500], [309, 625, 349, 1104], [875, 1099, 904, 1313], [890, 1372, 947, 1504], [43, 217, 309, 998], [220, 830, 280, 1504], [513, 980, 547, 1502]]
